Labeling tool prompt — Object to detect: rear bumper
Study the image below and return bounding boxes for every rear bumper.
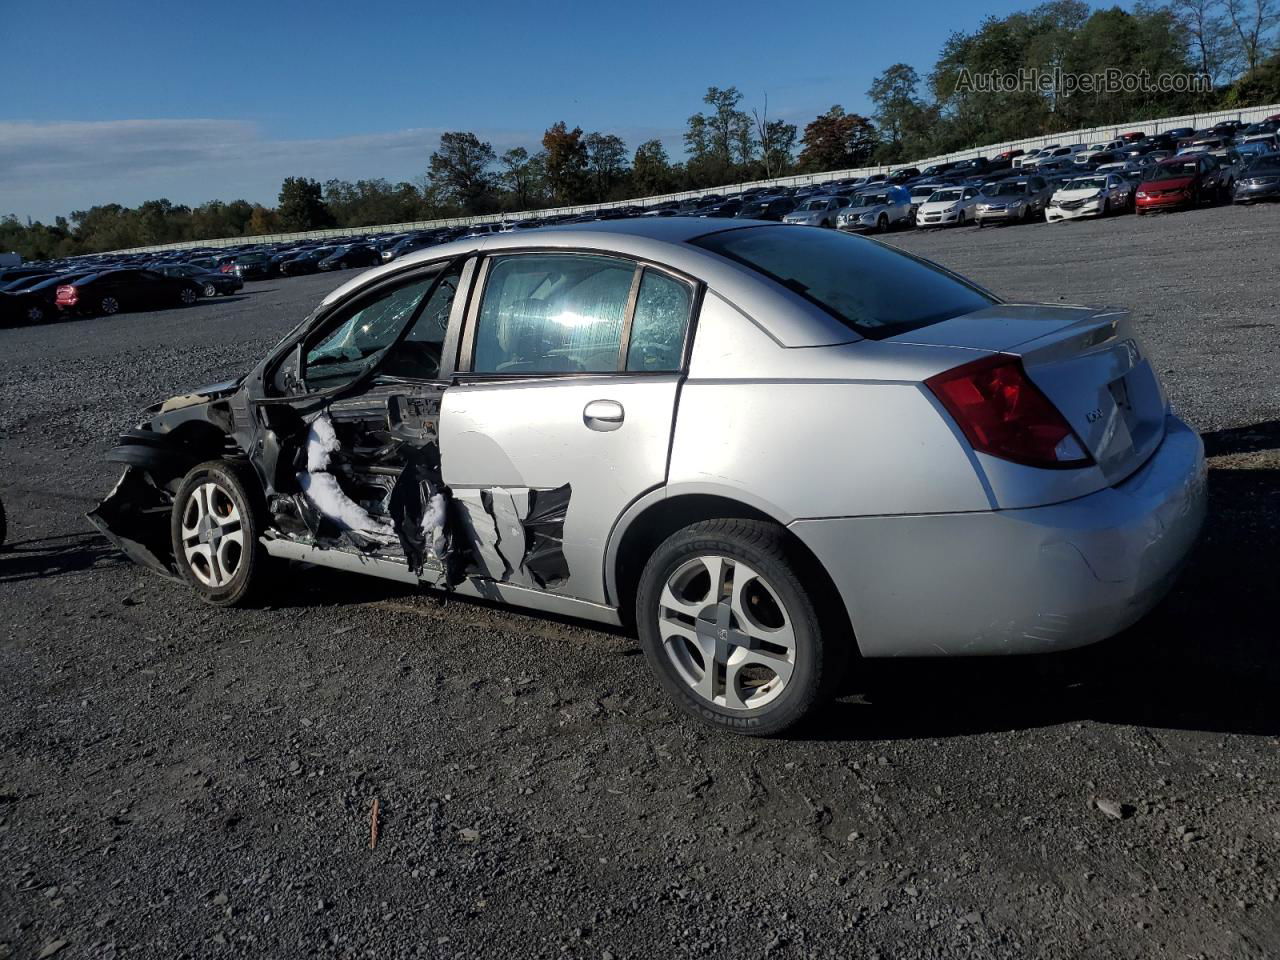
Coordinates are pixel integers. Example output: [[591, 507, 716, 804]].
[[791, 415, 1207, 657]]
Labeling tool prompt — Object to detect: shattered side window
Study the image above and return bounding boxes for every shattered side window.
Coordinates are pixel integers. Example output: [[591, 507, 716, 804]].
[[380, 266, 462, 380], [625, 270, 692, 372], [473, 254, 634, 374], [304, 274, 438, 389]]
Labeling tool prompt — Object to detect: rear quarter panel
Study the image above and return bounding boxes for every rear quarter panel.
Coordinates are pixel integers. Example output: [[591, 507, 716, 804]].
[[667, 292, 992, 521]]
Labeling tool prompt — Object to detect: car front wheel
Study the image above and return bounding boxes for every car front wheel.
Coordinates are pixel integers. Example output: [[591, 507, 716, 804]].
[[636, 519, 846, 736], [171, 460, 265, 606], [179, 287, 198, 306]]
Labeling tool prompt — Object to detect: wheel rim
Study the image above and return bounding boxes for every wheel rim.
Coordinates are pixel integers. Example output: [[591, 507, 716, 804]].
[[181, 288, 197, 304], [658, 555, 796, 711], [203, 283, 217, 297], [26, 306, 43, 323], [180, 481, 245, 588], [101, 297, 119, 315]]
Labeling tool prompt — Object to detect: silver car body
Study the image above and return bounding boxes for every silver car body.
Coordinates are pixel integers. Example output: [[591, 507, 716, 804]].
[[975, 177, 1053, 224], [782, 196, 849, 227], [835, 190, 913, 231], [258, 219, 1204, 658]]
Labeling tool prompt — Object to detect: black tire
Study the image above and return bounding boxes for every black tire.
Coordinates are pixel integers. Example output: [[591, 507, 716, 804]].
[[0, 495, 6, 549], [956, 211, 966, 227], [202, 282, 218, 298], [635, 518, 848, 736], [170, 459, 266, 607], [179, 286, 198, 306], [877, 214, 888, 233], [24, 304, 44, 325], [100, 296, 120, 316], [1102, 198, 1110, 216]]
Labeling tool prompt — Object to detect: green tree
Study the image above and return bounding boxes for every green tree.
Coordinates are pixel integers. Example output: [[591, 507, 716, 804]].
[[427, 132, 496, 213], [685, 86, 755, 185], [632, 139, 677, 195], [277, 177, 334, 232], [499, 147, 546, 210], [584, 132, 629, 201], [869, 64, 927, 160]]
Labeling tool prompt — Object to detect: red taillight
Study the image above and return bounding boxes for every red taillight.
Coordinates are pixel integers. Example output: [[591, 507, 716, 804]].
[[925, 354, 1093, 469], [56, 285, 78, 306]]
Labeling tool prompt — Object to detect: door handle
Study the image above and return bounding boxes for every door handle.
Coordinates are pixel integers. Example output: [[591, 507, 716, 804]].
[[583, 399, 624, 432]]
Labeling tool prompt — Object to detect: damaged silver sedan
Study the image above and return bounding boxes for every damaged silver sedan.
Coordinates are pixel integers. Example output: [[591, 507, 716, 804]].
[[91, 219, 1207, 735]]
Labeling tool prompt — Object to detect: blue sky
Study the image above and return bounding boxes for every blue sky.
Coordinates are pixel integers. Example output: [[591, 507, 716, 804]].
[[4, 0, 1081, 221]]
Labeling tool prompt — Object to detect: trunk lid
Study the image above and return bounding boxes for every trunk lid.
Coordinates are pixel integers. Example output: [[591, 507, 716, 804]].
[[892, 303, 1168, 486]]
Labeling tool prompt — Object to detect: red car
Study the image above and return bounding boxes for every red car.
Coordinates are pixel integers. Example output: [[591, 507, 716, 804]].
[[991, 148, 1025, 162], [1120, 130, 1147, 142], [1135, 155, 1229, 213]]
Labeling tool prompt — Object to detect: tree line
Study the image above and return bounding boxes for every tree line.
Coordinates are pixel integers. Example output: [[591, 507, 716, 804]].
[[5, 0, 1279, 260]]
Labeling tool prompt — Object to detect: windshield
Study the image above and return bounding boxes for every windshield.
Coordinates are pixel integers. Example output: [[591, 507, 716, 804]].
[[1149, 161, 1200, 180], [850, 194, 887, 207], [691, 225, 994, 339], [237, 253, 267, 263], [910, 187, 936, 199], [929, 189, 962, 202], [800, 199, 830, 211], [1064, 178, 1106, 191], [987, 182, 1029, 196]]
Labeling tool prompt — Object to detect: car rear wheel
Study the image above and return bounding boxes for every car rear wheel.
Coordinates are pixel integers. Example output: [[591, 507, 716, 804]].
[[636, 519, 846, 736], [202, 282, 218, 298], [179, 287, 198, 306], [171, 460, 265, 607], [99, 296, 120, 316], [25, 304, 44, 324]]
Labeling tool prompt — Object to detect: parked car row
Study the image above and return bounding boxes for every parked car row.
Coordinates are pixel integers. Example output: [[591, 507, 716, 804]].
[[0, 266, 228, 326], [8, 114, 1279, 324]]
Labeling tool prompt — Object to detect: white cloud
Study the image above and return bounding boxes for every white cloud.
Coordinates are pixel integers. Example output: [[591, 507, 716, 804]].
[[0, 118, 686, 223]]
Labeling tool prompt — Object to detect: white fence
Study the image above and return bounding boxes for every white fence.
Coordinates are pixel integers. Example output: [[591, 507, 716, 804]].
[[108, 101, 1280, 255]]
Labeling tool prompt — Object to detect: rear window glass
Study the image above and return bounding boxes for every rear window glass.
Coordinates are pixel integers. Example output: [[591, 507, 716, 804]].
[[690, 225, 995, 339]]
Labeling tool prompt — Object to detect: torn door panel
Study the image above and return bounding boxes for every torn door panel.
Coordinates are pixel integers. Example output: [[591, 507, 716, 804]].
[[452, 484, 573, 590]]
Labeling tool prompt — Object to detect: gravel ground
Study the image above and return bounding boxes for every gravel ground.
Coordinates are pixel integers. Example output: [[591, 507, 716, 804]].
[[2, 206, 1278, 960]]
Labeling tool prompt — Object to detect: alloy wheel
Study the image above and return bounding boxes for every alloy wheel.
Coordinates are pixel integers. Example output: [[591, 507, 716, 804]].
[[26, 305, 44, 323], [100, 296, 119, 315], [657, 555, 796, 711], [179, 481, 245, 588], [203, 283, 217, 297], [180, 287, 197, 305]]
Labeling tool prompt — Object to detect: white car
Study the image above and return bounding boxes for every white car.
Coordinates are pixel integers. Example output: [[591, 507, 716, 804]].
[[1014, 145, 1060, 168], [1045, 174, 1132, 222], [1076, 140, 1127, 164], [915, 186, 982, 226]]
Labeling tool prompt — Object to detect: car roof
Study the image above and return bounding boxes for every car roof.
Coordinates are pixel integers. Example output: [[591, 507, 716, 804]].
[[321, 217, 861, 347]]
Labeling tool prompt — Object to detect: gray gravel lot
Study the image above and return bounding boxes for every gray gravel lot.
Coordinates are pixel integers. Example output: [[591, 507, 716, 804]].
[[2, 206, 1278, 960]]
